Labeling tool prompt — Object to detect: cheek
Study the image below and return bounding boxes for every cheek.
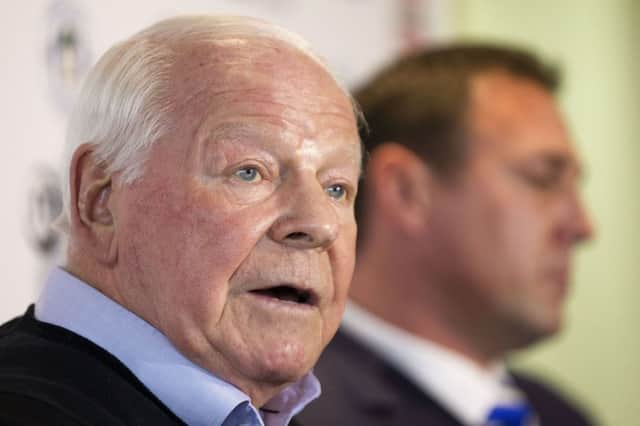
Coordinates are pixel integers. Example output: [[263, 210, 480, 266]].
[[444, 189, 529, 287], [324, 221, 357, 333], [169, 205, 271, 303], [177, 185, 274, 268], [480, 195, 554, 299], [497, 199, 550, 263], [333, 217, 356, 279], [119, 185, 274, 318], [335, 228, 357, 294], [468, 176, 538, 253]]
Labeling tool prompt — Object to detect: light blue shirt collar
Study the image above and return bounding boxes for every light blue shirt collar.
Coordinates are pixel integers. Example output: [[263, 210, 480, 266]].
[[35, 267, 320, 426]]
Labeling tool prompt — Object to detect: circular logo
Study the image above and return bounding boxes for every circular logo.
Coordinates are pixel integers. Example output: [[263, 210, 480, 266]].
[[45, 0, 92, 114], [24, 165, 63, 256]]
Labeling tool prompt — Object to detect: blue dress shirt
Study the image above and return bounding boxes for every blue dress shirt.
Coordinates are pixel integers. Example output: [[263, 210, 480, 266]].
[[35, 268, 320, 426]]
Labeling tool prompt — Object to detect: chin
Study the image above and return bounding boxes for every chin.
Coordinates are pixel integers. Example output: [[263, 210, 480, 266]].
[[538, 305, 565, 335], [502, 307, 564, 351], [253, 338, 321, 384], [521, 318, 564, 349]]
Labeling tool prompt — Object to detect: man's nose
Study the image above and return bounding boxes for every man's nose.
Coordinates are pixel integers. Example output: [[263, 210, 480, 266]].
[[574, 200, 594, 243], [557, 190, 594, 245], [268, 178, 339, 250]]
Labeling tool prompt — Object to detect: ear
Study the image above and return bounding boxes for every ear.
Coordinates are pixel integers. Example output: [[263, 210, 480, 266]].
[[68, 143, 117, 265], [366, 143, 434, 232]]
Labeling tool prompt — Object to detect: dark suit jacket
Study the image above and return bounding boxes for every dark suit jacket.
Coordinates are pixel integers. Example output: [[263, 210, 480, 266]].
[[0, 306, 185, 425], [297, 329, 595, 426], [0, 307, 305, 426]]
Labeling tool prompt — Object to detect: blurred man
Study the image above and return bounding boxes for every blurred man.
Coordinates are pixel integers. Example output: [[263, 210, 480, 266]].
[[0, 15, 362, 426], [298, 44, 594, 426]]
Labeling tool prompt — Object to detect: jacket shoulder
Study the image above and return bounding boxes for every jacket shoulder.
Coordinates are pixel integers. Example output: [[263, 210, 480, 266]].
[[0, 306, 185, 426], [298, 329, 463, 425], [512, 370, 597, 426]]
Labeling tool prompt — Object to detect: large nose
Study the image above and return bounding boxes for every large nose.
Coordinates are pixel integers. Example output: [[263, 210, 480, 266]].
[[557, 188, 594, 246], [268, 176, 339, 250]]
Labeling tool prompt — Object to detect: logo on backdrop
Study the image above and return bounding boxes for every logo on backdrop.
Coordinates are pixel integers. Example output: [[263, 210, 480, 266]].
[[25, 0, 91, 259], [24, 166, 63, 257], [45, 0, 92, 114]]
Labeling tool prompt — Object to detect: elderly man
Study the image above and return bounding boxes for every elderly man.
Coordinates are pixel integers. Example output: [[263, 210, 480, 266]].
[[0, 15, 362, 426], [298, 45, 594, 426]]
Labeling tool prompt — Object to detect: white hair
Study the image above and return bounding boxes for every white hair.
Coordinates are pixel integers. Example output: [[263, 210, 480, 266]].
[[57, 14, 353, 233]]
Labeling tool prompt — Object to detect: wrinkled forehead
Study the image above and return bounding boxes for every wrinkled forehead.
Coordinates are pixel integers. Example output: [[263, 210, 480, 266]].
[[167, 37, 346, 114], [158, 38, 359, 155], [150, 37, 361, 167]]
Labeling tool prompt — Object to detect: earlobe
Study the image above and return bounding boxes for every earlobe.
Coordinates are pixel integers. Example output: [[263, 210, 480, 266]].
[[69, 143, 117, 265]]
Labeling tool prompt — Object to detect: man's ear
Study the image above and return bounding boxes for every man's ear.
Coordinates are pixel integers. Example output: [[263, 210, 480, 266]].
[[68, 143, 117, 265], [366, 143, 434, 232]]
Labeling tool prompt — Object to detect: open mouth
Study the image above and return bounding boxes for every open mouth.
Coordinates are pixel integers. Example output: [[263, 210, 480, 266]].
[[250, 285, 317, 306]]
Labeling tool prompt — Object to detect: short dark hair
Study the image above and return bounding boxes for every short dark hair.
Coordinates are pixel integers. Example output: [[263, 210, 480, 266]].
[[354, 43, 560, 242]]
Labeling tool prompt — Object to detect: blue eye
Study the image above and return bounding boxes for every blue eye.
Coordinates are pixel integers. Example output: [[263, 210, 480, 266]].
[[326, 184, 346, 200], [234, 167, 261, 182]]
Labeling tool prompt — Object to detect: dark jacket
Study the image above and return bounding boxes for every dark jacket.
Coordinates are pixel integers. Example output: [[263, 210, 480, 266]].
[[297, 329, 595, 425], [0, 307, 305, 426], [0, 306, 187, 425]]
